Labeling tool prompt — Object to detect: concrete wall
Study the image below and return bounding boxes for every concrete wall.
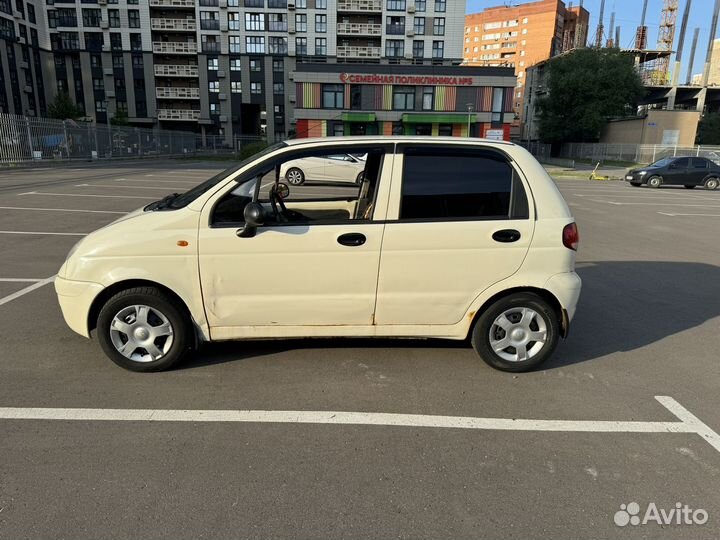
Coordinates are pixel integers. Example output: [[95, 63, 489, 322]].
[[600, 110, 701, 146]]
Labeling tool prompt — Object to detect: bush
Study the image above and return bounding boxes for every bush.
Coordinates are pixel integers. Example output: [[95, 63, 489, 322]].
[[238, 141, 269, 160]]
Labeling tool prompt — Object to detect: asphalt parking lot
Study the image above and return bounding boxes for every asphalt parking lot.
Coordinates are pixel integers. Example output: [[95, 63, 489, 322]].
[[1, 161, 719, 539]]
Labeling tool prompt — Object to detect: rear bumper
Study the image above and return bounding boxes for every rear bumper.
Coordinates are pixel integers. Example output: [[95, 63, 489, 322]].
[[544, 271, 582, 322], [54, 276, 104, 338]]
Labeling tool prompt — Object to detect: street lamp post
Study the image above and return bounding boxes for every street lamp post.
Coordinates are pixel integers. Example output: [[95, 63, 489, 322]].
[[104, 99, 112, 158], [466, 103, 474, 137]]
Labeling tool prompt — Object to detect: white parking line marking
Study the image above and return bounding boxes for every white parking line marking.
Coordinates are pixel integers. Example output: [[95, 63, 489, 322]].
[[658, 212, 720, 217], [0, 396, 717, 453], [0, 276, 55, 307], [17, 191, 154, 200], [0, 230, 87, 236], [0, 278, 45, 282], [75, 183, 183, 191], [0, 206, 125, 214], [114, 178, 198, 184], [587, 200, 720, 208], [574, 193, 708, 200]]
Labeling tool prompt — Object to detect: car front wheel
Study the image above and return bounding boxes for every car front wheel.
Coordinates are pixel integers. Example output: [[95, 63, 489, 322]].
[[704, 177, 719, 190], [647, 176, 662, 188], [97, 287, 192, 372], [471, 292, 560, 372], [285, 167, 305, 186]]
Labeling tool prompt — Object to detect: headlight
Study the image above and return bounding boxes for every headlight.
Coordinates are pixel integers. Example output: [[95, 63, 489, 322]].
[[638, 171, 648, 176]]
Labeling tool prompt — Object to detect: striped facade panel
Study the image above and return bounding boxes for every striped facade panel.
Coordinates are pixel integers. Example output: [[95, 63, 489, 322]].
[[306, 119, 326, 137], [504, 87, 514, 112], [296, 82, 321, 109], [382, 121, 393, 135], [477, 87, 492, 112], [344, 84, 351, 109]]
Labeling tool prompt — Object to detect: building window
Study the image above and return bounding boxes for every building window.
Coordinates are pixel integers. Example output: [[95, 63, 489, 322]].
[[350, 85, 361, 109], [432, 40, 444, 59], [295, 37, 307, 55], [491, 87, 504, 123], [92, 78, 103, 90], [132, 54, 143, 68], [315, 37, 326, 56], [200, 11, 219, 30], [273, 82, 284, 94], [210, 103, 219, 115], [269, 13, 287, 31], [81, 8, 100, 27], [434, 0, 445, 12], [273, 58, 283, 72], [114, 76, 125, 90], [231, 81, 242, 93], [228, 12, 240, 30], [315, 14, 326, 32], [129, 33, 141, 50], [267, 0, 285, 6], [386, 15, 404, 34], [315, 0, 326, 7], [244, 0, 263, 5], [433, 17, 445, 36], [108, 9, 119, 28], [128, 9, 139, 28], [387, 0, 405, 10], [229, 35, 241, 53], [27, 3, 35, 22], [412, 40, 424, 58], [110, 32, 121, 50], [90, 54, 101, 67], [230, 58, 241, 71], [295, 13, 306, 32], [392, 86, 414, 111], [245, 12, 264, 31], [250, 58, 261, 71], [208, 57, 218, 70], [112, 54, 123, 68], [269, 36, 287, 54], [385, 39, 404, 57], [250, 82, 262, 94], [295, 0, 306, 7], [322, 84, 343, 109], [95, 100, 106, 112], [246, 36, 265, 53], [413, 16, 425, 34], [202, 35, 219, 52], [209, 81, 219, 93], [415, 0, 426, 10], [422, 86, 433, 110], [84, 31, 103, 51]]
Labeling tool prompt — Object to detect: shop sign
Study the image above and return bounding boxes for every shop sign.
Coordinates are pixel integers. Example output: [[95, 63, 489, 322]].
[[340, 73, 475, 86]]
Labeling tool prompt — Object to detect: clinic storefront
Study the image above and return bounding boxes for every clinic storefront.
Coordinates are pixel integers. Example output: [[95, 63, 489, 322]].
[[292, 64, 516, 140]]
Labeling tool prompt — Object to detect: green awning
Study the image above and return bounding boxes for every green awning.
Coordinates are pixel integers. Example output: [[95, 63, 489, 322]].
[[402, 113, 472, 124], [342, 112, 376, 122]]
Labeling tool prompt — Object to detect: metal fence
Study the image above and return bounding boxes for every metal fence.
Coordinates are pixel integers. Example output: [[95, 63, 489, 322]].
[[0, 113, 197, 165], [520, 141, 720, 166]]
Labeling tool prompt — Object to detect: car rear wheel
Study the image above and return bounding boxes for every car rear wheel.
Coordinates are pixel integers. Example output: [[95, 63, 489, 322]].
[[684, 185, 696, 189], [97, 287, 193, 372], [647, 176, 662, 188], [285, 167, 305, 186], [470, 292, 560, 373], [704, 177, 719, 191]]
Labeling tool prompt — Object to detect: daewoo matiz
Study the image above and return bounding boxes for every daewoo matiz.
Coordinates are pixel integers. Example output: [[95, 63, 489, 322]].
[[55, 137, 581, 373]]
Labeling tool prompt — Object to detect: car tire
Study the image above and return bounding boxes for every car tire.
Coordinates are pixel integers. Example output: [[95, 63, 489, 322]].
[[704, 177, 719, 191], [285, 167, 305, 186], [356, 172, 364, 185], [684, 185, 696, 189], [647, 176, 662, 188], [96, 286, 193, 372], [470, 292, 560, 373]]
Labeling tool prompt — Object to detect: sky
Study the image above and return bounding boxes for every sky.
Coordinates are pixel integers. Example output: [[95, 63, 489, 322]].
[[465, 0, 718, 82]]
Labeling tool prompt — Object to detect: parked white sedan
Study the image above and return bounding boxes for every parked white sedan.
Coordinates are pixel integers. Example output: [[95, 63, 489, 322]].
[[280, 153, 366, 185]]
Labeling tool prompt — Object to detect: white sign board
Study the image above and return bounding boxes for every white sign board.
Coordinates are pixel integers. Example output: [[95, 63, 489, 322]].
[[661, 129, 680, 145], [486, 129, 504, 141]]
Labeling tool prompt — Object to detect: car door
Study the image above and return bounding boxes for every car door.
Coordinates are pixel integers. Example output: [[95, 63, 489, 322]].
[[325, 154, 357, 183], [690, 158, 709, 184], [665, 157, 690, 185], [374, 144, 535, 326], [197, 145, 393, 333]]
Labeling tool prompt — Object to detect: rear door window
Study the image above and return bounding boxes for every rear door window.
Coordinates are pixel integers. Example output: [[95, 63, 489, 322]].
[[691, 158, 708, 169], [399, 147, 528, 221]]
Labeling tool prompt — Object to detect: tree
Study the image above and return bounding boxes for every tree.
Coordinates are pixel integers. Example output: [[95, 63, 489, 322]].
[[537, 48, 645, 144], [47, 92, 83, 120], [696, 113, 720, 145], [110, 109, 129, 126]]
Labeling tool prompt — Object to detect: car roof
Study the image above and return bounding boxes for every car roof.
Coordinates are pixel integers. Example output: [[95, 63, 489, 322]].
[[284, 136, 515, 149]]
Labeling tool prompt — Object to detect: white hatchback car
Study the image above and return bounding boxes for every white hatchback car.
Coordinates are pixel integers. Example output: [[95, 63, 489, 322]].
[[280, 153, 367, 185], [55, 137, 581, 373]]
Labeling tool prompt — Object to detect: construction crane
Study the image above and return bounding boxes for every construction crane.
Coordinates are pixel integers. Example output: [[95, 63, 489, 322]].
[[653, 0, 679, 84], [635, 0, 649, 49]]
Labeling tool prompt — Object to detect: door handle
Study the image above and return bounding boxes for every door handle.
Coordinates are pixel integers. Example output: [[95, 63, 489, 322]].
[[492, 229, 521, 243], [337, 232, 366, 247]]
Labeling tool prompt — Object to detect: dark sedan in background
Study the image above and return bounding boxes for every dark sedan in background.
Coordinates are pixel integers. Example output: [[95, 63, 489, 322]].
[[625, 157, 720, 190]]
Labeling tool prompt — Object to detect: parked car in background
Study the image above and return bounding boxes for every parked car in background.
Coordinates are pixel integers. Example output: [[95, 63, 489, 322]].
[[625, 157, 720, 190], [280, 153, 367, 185], [55, 137, 581, 374]]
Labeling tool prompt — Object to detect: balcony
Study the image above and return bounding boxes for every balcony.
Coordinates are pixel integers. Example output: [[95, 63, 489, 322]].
[[337, 0, 381, 11], [149, 0, 195, 6], [157, 109, 200, 121], [337, 22, 381, 35], [152, 41, 198, 54], [337, 45, 382, 59], [199, 19, 220, 30], [151, 18, 196, 31], [154, 64, 199, 77], [156, 87, 200, 99]]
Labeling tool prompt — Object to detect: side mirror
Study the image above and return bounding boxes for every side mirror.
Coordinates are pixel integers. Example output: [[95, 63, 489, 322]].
[[236, 202, 265, 238]]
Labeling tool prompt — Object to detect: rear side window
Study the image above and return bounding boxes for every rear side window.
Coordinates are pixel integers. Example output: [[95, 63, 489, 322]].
[[399, 148, 528, 221], [691, 158, 708, 169]]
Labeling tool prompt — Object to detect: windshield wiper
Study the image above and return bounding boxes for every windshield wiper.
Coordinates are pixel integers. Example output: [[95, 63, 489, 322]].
[[145, 193, 180, 211]]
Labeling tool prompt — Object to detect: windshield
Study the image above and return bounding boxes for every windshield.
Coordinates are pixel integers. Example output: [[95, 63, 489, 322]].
[[648, 157, 673, 168], [167, 142, 285, 209]]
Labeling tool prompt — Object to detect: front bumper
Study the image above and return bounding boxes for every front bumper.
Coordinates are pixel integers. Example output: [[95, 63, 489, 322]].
[[625, 174, 647, 184], [54, 276, 104, 338]]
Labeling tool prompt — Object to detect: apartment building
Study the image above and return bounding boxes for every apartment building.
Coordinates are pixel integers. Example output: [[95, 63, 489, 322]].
[[0, 0, 465, 144], [463, 0, 588, 134]]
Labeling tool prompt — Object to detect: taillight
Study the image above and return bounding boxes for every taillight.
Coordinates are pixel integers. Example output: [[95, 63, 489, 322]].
[[562, 222, 579, 251]]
